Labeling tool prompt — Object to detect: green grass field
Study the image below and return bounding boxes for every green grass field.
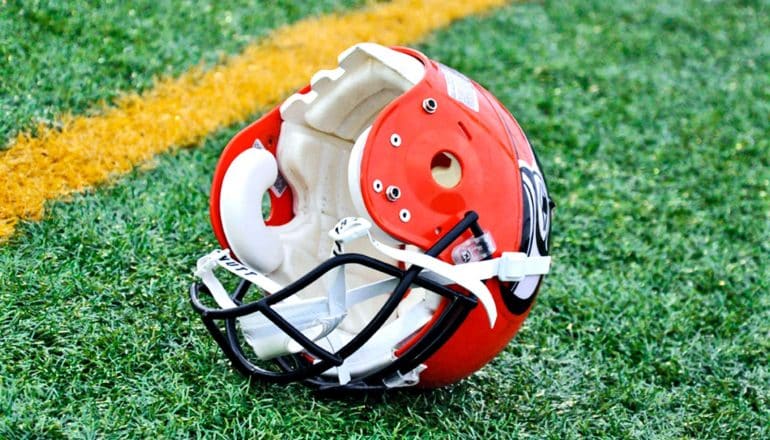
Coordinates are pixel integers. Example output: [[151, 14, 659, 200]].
[[2, 0, 769, 438], [0, 0, 367, 145]]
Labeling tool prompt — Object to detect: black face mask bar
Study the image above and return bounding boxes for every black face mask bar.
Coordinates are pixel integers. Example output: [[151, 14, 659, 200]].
[[189, 211, 486, 391]]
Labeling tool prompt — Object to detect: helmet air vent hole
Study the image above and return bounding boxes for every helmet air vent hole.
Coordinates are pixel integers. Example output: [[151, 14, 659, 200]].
[[390, 134, 402, 147], [430, 151, 462, 189], [400, 209, 411, 222], [372, 179, 383, 193]]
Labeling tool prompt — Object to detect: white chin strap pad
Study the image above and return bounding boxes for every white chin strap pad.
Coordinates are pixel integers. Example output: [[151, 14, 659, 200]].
[[219, 148, 284, 273]]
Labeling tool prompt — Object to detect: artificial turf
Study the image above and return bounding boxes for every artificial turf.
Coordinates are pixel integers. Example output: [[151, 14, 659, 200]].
[[0, 0, 368, 147], [1, 0, 769, 438]]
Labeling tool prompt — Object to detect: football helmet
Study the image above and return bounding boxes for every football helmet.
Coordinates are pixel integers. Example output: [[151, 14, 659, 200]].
[[190, 43, 554, 390]]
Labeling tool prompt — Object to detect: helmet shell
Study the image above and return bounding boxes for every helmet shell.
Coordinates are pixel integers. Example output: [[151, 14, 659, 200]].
[[357, 48, 546, 387]]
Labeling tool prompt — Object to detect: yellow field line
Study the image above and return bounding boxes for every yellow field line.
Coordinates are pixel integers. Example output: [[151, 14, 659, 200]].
[[0, 0, 508, 239]]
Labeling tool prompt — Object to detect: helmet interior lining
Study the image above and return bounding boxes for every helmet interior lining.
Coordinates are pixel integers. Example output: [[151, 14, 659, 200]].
[[222, 43, 439, 380]]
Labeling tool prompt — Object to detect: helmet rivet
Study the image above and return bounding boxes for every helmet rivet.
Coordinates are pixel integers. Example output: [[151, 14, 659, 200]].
[[390, 133, 402, 147], [386, 185, 401, 202], [372, 179, 383, 193], [399, 209, 411, 222], [422, 98, 438, 114]]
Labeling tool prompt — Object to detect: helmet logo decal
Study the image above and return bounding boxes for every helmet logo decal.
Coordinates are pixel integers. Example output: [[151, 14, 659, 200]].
[[502, 162, 553, 315], [519, 162, 551, 257]]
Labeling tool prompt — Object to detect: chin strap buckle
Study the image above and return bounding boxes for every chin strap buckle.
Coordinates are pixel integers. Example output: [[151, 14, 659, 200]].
[[497, 252, 552, 282], [382, 364, 427, 388], [195, 249, 229, 276], [329, 217, 372, 243]]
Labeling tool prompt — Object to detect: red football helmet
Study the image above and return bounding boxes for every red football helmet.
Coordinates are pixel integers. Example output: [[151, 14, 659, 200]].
[[190, 43, 553, 390]]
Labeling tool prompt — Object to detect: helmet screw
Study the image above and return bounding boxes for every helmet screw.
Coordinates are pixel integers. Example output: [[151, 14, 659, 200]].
[[372, 179, 383, 193], [422, 98, 438, 114], [390, 133, 402, 147], [386, 185, 401, 201], [399, 209, 411, 222]]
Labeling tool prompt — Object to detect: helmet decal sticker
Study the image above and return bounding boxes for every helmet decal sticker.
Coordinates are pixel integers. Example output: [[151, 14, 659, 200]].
[[439, 64, 480, 112], [502, 161, 552, 315]]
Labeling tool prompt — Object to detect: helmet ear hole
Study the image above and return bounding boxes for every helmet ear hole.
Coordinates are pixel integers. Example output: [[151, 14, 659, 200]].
[[430, 151, 462, 189]]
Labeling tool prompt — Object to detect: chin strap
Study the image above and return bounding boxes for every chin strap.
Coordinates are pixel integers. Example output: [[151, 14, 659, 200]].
[[329, 217, 552, 328], [196, 249, 282, 307], [192, 216, 551, 383], [369, 238, 502, 327]]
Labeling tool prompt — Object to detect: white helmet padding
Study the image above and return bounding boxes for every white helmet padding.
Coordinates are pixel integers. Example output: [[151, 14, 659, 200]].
[[281, 42, 424, 141], [219, 148, 284, 274], [217, 43, 434, 383]]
